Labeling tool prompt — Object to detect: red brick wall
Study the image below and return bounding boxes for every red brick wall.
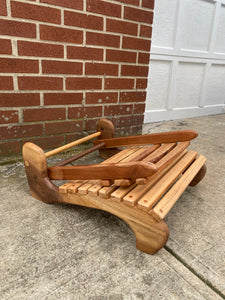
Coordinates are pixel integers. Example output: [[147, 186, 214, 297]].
[[0, 0, 154, 156]]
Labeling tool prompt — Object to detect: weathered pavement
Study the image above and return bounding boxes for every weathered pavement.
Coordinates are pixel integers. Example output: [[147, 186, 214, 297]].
[[0, 114, 225, 299]]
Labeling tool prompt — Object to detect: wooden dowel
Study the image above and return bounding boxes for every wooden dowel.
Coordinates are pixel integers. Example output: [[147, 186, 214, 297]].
[[45, 131, 101, 158], [53, 142, 105, 167]]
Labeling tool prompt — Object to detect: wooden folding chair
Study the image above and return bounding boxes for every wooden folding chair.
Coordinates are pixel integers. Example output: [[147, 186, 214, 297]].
[[23, 119, 206, 254]]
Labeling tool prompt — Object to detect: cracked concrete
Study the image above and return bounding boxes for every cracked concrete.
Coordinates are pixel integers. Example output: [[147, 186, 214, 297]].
[[0, 114, 225, 299]]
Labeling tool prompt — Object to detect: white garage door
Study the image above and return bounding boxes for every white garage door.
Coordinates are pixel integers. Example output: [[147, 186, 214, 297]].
[[145, 0, 225, 123]]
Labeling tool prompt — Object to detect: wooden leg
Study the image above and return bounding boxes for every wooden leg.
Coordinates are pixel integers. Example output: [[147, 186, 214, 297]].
[[189, 163, 207, 186], [23, 142, 63, 204], [126, 216, 169, 255], [97, 119, 121, 159], [60, 192, 169, 255]]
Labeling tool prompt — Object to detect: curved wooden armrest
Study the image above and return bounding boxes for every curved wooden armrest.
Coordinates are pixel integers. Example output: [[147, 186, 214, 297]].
[[48, 161, 158, 181], [93, 130, 198, 148]]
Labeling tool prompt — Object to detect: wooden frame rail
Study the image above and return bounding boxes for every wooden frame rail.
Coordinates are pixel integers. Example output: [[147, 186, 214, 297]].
[[45, 131, 101, 158], [93, 130, 198, 148]]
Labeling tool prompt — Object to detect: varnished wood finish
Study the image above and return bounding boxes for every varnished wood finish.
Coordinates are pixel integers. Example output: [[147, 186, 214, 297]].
[[189, 163, 207, 186], [136, 141, 190, 185], [23, 142, 63, 204], [45, 132, 101, 158], [59, 191, 169, 255], [152, 155, 207, 219], [94, 130, 198, 148], [48, 161, 158, 181], [23, 118, 207, 255], [137, 151, 197, 211], [96, 118, 121, 159]]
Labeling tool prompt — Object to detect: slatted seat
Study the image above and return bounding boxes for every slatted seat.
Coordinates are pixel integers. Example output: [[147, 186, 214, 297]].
[[23, 118, 206, 255]]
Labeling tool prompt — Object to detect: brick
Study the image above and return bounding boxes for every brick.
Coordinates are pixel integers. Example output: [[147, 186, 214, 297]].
[[0, 77, 13, 90], [87, 0, 121, 18], [40, 25, 83, 44], [85, 62, 118, 76], [66, 78, 102, 90], [0, 19, 36, 38], [124, 7, 153, 24], [18, 76, 63, 91], [0, 0, 7, 16], [11, 1, 61, 24], [64, 11, 103, 30], [106, 19, 138, 36], [45, 120, 83, 135], [123, 36, 151, 51], [86, 92, 118, 104], [0, 58, 39, 74], [121, 65, 149, 77], [18, 41, 64, 58], [67, 46, 103, 61], [68, 106, 102, 119], [42, 60, 83, 75], [0, 110, 18, 124], [117, 115, 144, 126], [138, 52, 150, 64], [40, 0, 83, 10], [120, 91, 146, 102], [142, 0, 155, 9], [0, 124, 43, 140], [131, 124, 143, 135], [136, 78, 148, 89], [134, 103, 145, 114], [0, 39, 12, 55], [104, 104, 133, 116], [44, 93, 83, 105], [0, 93, 40, 107], [86, 32, 120, 48], [23, 107, 66, 122], [0, 141, 21, 156], [85, 119, 99, 131], [114, 0, 139, 5], [66, 133, 82, 143], [23, 135, 65, 150], [106, 49, 136, 63], [140, 25, 152, 38], [105, 78, 134, 90]]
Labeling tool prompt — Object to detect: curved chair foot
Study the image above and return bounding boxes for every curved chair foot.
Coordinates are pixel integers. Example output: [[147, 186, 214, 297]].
[[189, 163, 207, 186], [126, 215, 169, 255]]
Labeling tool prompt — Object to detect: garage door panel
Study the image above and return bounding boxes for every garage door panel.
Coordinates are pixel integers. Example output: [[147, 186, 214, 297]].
[[145, 0, 225, 123], [146, 60, 171, 110], [175, 62, 205, 108], [152, 0, 178, 49], [180, 0, 215, 52], [215, 4, 225, 54], [205, 64, 225, 106]]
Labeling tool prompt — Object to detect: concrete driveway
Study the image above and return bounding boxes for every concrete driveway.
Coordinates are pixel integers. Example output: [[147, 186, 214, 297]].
[[1, 114, 225, 299]]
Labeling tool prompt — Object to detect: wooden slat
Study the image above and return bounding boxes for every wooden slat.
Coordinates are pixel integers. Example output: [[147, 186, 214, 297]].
[[136, 141, 190, 185], [59, 181, 76, 194], [67, 181, 86, 193], [111, 183, 136, 202], [88, 147, 142, 195], [78, 182, 96, 195], [142, 143, 176, 163], [137, 151, 198, 211], [99, 184, 118, 199], [152, 155, 206, 219], [122, 150, 188, 207], [94, 130, 198, 148], [114, 144, 160, 186]]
